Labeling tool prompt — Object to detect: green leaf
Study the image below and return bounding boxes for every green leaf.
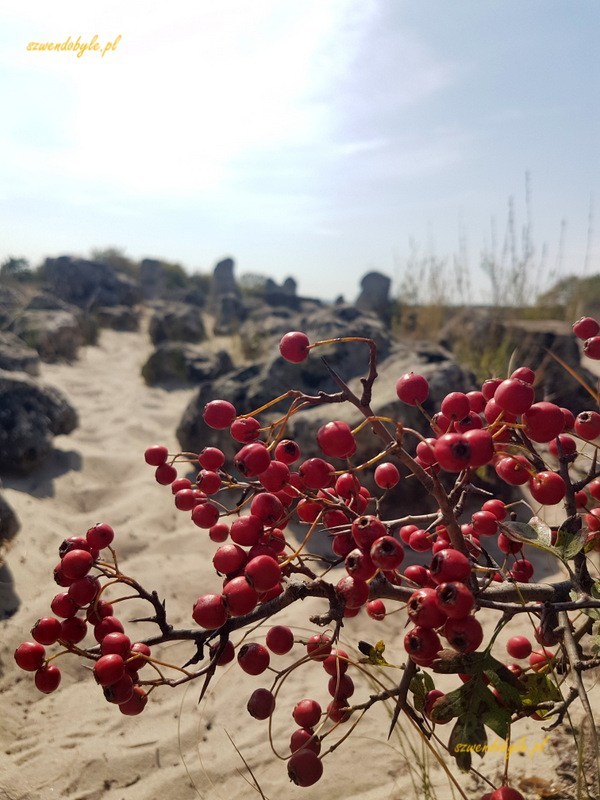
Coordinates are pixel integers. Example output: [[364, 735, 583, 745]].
[[554, 521, 586, 560], [409, 672, 432, 713], [481, 703, 511, 739], [499, 519, 561, 558], [448, 714, 488, 771], [520, 672, 561, 710]]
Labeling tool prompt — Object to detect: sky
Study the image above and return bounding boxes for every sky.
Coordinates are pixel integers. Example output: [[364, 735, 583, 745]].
[[0, 0, 598, 303]]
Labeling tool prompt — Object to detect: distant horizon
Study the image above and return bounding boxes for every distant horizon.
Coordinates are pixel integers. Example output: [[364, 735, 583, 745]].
[[1, 1, 597, 304]]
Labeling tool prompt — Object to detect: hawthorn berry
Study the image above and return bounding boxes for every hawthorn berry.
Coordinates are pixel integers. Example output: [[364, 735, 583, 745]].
[[34, 664, 61, 694], [237, 643, 270, 675], [287, 749, 323, 787], [203, 399, 237, 429], [14, 642, 46, 671], [395, 372, 429, 405], [266, 625, 295, 655], [144, 444, 169, 466], [429, 549, 471, 585], [247, 688, 276, 720], [279, 331, 310, 363]]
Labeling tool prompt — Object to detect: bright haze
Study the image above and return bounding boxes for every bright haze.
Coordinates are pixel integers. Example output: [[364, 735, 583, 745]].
[[0, 0, 597, 302]]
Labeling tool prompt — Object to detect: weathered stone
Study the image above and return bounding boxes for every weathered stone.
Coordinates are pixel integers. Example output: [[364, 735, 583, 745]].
[[212, 257, 239, 298], [0, 370, 78, 474], [0, 562, 20, 620], [356, 271, 392, 320], [149, 303, 207, 345], [95, 305, 140, 331], [139, 259, 167, 300], [142, 343, 233, 386], [0, 332, 40, 375], [282, 277, 297, 296], [11, 310, 84, 362], [439, 311, 596, 413], [213, 294, 248, 335], [42, 256, 139, 308], [0, 286, 25, 328], [0, 492, 20, 543], [26, 292, 99, 345]]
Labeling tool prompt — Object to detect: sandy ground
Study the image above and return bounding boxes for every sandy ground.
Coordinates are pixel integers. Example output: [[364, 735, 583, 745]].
[[0, 320, 597, 800]]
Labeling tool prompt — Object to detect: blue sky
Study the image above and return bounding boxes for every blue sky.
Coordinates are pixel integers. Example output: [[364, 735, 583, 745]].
[[0, 1, 598, 302]]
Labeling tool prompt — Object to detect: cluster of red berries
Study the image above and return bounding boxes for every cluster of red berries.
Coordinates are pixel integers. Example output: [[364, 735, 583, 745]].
[[573, 315, 600, 359], [18, 323, 600, 796], [14, 524, 151, 715]]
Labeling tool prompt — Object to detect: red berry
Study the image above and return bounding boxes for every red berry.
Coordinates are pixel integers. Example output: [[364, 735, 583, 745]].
[[31, 617, 62, 645], [266, 625, 294, 655], [444, 616, 483, 653], [144, 444, 169, 466], [191, 502, 220, 529], [94, 654, 125, 686], [367, 599, 386, 620], [230, 416, 261, 443], [336, 575, 370, 608], [510, 366, 535, 384], [250, 492, 284, 525], [370, 536, 404, 571], [573, 315, 600, 339], [523, 401, 565, 443], [14, 641, 46, 671], [244, 555, 281, 593], [213, 543, 247, 575], [34, 664, 61, 693], [279, 331, 310, 363], [237, 642, 270, 675], [327, 673, 354, 699], [61, 549, 94, 580], [494, 378, 534, 415], [575, 410, 600, 440], [293, 698, 322, 728], [203, 399, 237, 429], [434, 433, 471, 472], [351, 514, 387, 549], [306, 633, 332, 661], [86, 522, 115, 550], [396, 372, 429, 405], [61, 616, 88, 644], [223, 576, 258, 616], [374, 461, 400, 489], [192, 594, 227, 629], [209, 640, 235, 666], [441, 392, 470, 420], [407, 587, 447, 628], [290, 728, 321, 755], [234, 442, 271, 477], [154, 463, 177, 485], [230, 515, 263, 546], [481, 499, 506, 520], [299, 457, 335, 489], [529, 471, 566, 505], [317, 420, 357, 458], [287, 749, 323, 786], [119, 686, 148, 716], [103, 674, 134, 705], [404, 626, 442, 663], [247, 688, 276, 720], [51, 592, 79, 618], [495, 455, 531, 486], [429, 549, 471, 584], [68, 575, 100, 607], [435, 582, 475, 619], [274, 439, 301, 464], [101, 632, 132, 657], [489, 787, 525, 800], [198, 446, 225, 470]]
